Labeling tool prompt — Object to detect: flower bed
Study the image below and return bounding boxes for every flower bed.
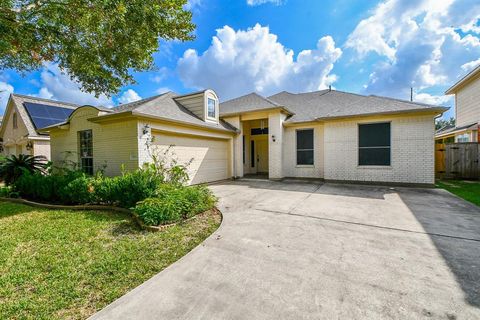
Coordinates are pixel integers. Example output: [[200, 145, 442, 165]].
[[0, 162, 217, 227]]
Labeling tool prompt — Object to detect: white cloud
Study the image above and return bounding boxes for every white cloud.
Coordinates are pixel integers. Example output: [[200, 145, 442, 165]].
[[346, 0, 480, 99], [0, 81, 14, 112], [155, 87, 172, 95], [247, 0, 283, 6], [118, 89, 141, 104], [36, 63, 113, 107], [461, 58, 480, 71], [177, 24, 342, 100], [413, 92, 452, 105], [184, 0, 201, 10], [150, 67, 169, 84]]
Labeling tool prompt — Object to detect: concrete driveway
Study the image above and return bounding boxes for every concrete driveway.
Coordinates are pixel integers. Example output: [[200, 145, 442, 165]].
[[91, 180, 480, 319]]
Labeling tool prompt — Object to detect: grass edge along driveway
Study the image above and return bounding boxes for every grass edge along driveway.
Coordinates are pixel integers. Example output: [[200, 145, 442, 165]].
[[0, 201, 220, 320], [436, 179, 480, 207]]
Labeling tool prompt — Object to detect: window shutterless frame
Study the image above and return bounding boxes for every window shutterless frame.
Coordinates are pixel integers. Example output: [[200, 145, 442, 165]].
[[207, 98, 216, 119], [357, 122, 391, 166], [78, 129, 93, 175], [295, 128, 314, 166]]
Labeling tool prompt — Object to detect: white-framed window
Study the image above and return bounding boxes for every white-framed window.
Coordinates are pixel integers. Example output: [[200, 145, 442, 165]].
[[456, 133, 469, 142], [296, 129, 314, 165], [358, 122, 391, 166], [207, 98, 216, 118]]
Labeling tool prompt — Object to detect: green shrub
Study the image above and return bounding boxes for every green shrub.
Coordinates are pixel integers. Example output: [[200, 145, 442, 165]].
[[103, 168, 165, 208], [14, 172, 54, 202], [13, 170, 85, 203], [62, 175, 97, 204], [134, 184, 217, 226], [10, 156, 196, 211], [179, 185, 217, 218], [0, 154, 48, 185], [134, 196, 182, 226], [92, 176, 118, 205], [0, 186, 12, 197]]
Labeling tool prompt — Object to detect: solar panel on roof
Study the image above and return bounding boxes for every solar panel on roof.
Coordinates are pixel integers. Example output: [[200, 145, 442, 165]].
[[23, 102, 75, 130]]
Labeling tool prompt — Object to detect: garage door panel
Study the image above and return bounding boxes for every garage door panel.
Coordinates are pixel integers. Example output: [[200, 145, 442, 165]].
[[153, 133, 230, 184]]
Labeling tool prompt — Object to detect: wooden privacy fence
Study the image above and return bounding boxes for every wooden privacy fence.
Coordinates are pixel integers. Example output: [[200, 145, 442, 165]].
[[435, 143, 480, 179]]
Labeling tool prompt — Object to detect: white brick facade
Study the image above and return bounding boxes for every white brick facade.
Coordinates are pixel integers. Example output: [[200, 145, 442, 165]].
[[323, 115, 436, 185], [282, 123, 324, 178], [268, 112, 286, 179]]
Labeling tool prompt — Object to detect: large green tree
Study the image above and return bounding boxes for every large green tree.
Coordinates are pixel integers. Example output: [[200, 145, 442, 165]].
[[0, 0, 194, 95]]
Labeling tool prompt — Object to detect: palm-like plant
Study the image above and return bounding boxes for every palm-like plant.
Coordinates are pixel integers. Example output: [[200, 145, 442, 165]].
[[0, 154, 48, 185]]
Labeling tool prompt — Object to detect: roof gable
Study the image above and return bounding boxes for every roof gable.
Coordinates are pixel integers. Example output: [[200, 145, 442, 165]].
[[219, 92, 287, 116], [445, 64, 480, 95], [104, 91, 236, 132]]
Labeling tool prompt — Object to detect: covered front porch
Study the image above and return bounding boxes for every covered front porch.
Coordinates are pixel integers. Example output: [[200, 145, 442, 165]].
[[223, 109, 287, 180]]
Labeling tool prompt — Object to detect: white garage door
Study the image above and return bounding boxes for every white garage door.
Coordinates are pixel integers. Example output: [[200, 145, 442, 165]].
[[153, 133, 230, 184]]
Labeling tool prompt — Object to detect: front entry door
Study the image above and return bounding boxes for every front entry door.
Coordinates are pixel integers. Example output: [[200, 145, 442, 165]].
[[256, 139, 269, 173]]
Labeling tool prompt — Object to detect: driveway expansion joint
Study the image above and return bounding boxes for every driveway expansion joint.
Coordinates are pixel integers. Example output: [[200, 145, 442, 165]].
[[257, 208, 480, 243]]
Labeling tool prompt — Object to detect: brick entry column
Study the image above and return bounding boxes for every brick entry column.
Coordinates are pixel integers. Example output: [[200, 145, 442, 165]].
[[268, 112, 286, 179]]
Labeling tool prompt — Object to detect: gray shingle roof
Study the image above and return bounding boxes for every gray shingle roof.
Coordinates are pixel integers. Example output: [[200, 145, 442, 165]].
[[435, 122, 478, 136], [9, 94, 80, 136], [271, 90, 448, 122], [219, 92, 286, 116], [221, 90, 448, 123], [108, 91, 237, 132]]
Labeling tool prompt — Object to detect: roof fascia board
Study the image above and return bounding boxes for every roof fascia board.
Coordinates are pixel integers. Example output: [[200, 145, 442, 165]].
[[315, 108, 448, 122], [445, 66, 480, 95], [0, 96, 14, 137]]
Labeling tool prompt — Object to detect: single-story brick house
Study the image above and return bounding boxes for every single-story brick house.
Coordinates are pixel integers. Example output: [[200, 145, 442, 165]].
[[40, 89, 447, 186]]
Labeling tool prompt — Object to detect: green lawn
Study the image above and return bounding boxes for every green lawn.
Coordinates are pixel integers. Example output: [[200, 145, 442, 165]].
[[436, 180, 480, 207], [0, 202, 220, 319]]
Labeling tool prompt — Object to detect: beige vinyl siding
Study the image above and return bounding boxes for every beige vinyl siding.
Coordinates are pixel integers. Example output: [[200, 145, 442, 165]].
[[174, 94, 205, 120], [174, 90, 220, 123], [456, 74, 480, 127], [323, 114, 436, 185], [50, 107, 139, 176], [283, 123, 324, 178], [151, 132, 231, 184]]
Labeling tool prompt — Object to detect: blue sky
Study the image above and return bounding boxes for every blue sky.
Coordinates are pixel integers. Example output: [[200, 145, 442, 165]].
[[1, 0, 480, 120]]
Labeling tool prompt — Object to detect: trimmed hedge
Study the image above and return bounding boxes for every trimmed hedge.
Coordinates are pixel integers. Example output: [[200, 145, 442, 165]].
[[13, 169, 164, 208]]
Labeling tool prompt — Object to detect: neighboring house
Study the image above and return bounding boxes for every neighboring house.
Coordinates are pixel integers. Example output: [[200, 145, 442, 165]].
[[40, 89, 447, 186], [0, 94, 79, 159], [436, 64, 480, 143]]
